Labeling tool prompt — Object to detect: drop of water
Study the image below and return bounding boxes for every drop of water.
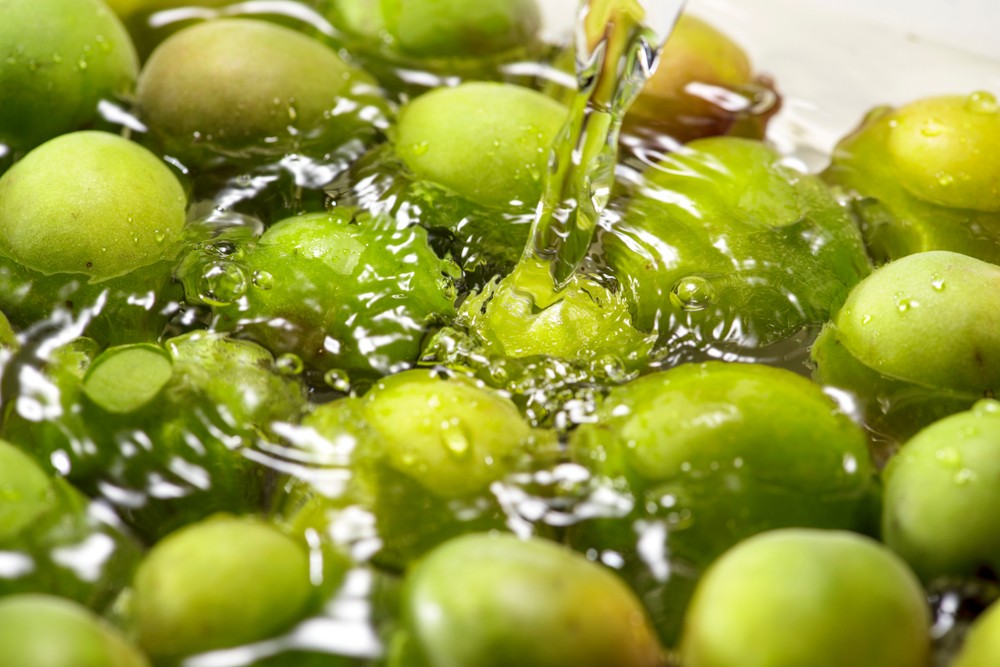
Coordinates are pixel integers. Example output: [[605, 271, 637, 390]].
[[488, 364, 509, 385], [861, 314, 872, 325], [598, 354, 628, 383], [209, 241, 238, 257], [323, 369, 351, 393], [670, 276, 716, 311], [973, 399, 1000, 416], [412, 141, 429, 156], [197, 262, 247, 306], [930, 273, 946, 291], [938, 172, 955, 187], [966, 91, 999, 115], [953, 468, 975, 486], [251, 270, 274, 290], [275, 353, 304, 376], [76, 55, 88, 71], [441, 424, 471, 460], [935, 447, 962, 468], [894, 292, 915, 313], [920, 119, 945, 137]]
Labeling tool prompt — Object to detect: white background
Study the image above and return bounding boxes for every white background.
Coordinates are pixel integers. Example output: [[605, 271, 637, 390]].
[[541, 0, 1000, 161]]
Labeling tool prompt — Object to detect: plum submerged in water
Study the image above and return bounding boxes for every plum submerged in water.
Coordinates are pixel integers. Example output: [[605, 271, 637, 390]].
[[569, 361, 876, 644], [811, 250, 1000, 441], [279, 369, 551, 569], [605, 137, 871, 354], [825, 92, 1000, 264]]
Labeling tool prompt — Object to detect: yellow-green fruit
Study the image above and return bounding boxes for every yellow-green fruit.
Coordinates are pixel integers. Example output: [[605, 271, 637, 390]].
[[681, 530, 930, 667], [104, 0, 228, 18], [0, 595, 149, 667], [824, 93, 1000, 263], [883, 400, 1000, 581], [294, 371, 545, 568], [0, 439, 54, 542], [133, 516, 312, 659], [887, 94, 1000, 212], [362, 369, 534, 497], [0, 310, 16, 347], [459, 261, 652, 364], [0, 131, 186, 282], [0, 0, 139, 154], [627, 14, 764, 141], [401, 534, 664, 667], [954, 596, 1000, 667], [834, 250, 1000, 393], [381, 0, 541, 58], [137, 19, 370, 163], [396, 82, 567, 208]]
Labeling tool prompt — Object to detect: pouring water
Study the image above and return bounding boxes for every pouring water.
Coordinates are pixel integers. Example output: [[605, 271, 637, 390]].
[[517, 0, 687, 307]]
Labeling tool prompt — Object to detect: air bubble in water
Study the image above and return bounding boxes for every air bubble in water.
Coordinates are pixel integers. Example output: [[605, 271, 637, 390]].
[[198, 262, 247, 306], [670, 276, 716, 311], [252, 270, 274, 290], [324, 369, 351, 392], [276, 353, 304, 376]]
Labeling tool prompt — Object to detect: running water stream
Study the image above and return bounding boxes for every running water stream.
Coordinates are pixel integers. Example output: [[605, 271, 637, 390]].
[[516, 0, 687, 306]]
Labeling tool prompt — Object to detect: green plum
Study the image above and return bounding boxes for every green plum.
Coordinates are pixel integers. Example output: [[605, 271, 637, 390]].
[[680, 529, 930, 667], [0, 308, 16, 347], [606, 137, 871, 351], [883, 400, 1000, 582], [189, 209, 458, 379], [0, 131, 187, 340], [137, 18, 382, 166], [384, 0, 540, 58], [395, 533, 664, 667], [2, 331, 306, 540], [953, 596, 1000, 667], [811, 252, 1000, 440], [570, 361, 876, 644], [359, 82, 566, 277], [132, 515, 313, 659], [825, 93, 1000, 263], [457, 261, 653, 364], [361, 369, 537, 497], [0, 132, 185, 282], [626, 14, 777, 142], [0, 595, 149, 667], [833, 251, 1000, 391], [0, 440, 142, 610], [330, 0, 541, 60], [397, 82, 566, 210], [809, 322, 974, 447], [0, 438, 52, 541], [283, 369, 550, 569], [0, 0, 138, 156]]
